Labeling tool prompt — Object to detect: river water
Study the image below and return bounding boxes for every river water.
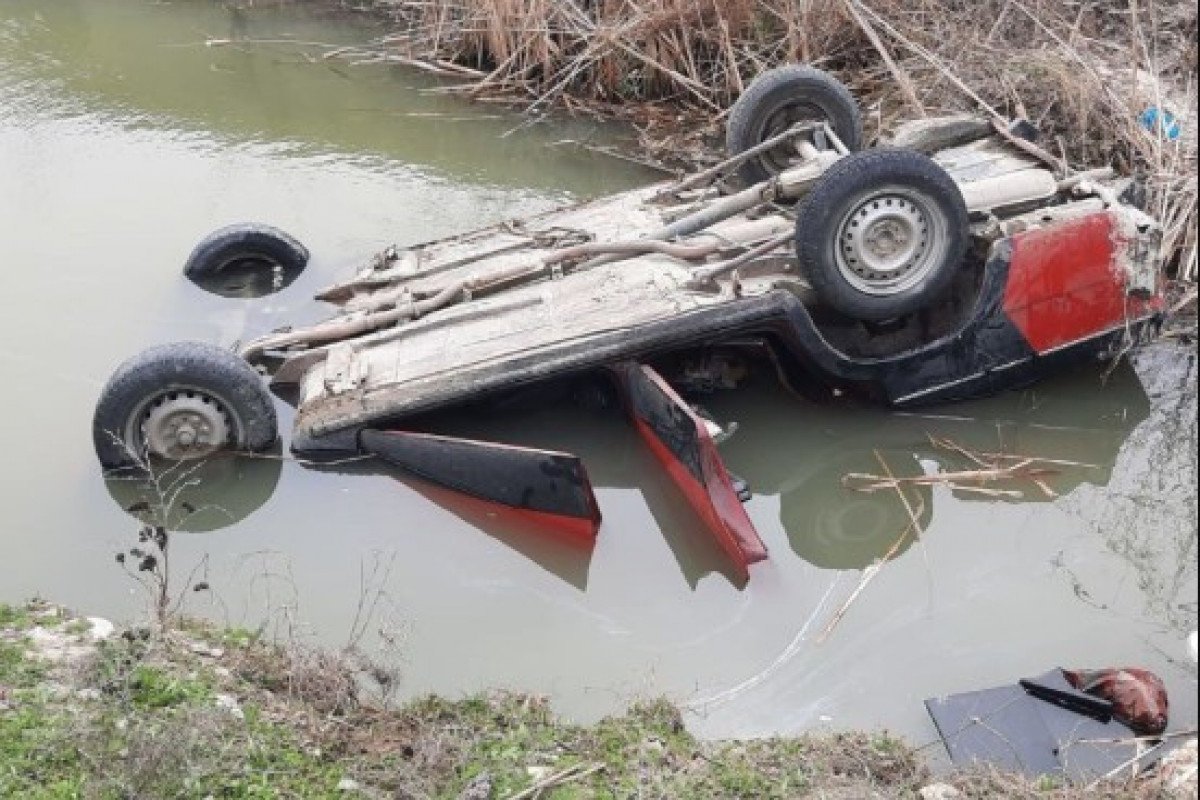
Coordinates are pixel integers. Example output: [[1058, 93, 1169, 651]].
[[1, 0, 1195, 744]]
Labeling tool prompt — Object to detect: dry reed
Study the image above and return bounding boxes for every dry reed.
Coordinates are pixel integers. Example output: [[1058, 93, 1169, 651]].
[[361, 0, 1197, 280]]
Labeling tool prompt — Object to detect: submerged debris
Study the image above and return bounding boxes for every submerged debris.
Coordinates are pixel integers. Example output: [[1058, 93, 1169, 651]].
[[843, 435, 1102, 500]]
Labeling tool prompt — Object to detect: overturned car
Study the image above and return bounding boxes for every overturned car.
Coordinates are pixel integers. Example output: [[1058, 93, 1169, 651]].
[[93, 66, 1165, 580]]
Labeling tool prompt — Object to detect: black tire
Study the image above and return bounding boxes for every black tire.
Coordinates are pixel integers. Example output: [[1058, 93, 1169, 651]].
[[726, 65, 863, 186], [183, 223, 308, 298], [93, 342, 278, 469], [794, 149, 969, 322], [104, 449, 283, 533], [781, 451, 931, 570]]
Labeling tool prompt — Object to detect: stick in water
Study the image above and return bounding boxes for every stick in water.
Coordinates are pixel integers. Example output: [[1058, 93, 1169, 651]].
[[817, 452, 928, 644]]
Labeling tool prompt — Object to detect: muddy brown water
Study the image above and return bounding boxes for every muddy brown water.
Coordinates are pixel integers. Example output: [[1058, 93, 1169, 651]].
[[1, 0, 1195, 744]]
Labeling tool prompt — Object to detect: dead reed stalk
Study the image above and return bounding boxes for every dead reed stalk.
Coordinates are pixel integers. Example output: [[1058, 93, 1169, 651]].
[[362, 0, 1196, 278], [842, 435, 1103, 500]]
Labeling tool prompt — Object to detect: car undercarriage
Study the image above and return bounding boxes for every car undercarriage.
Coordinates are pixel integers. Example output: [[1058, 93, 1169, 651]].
[[93, 66, 1166, 581]]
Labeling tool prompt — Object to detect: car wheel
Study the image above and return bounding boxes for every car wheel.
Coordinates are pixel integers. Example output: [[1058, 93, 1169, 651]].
[[781, 451, 932, 570], [726, 65, 863, 186], [183, 223, 308, 298], [793, 149, 969, 322], [93, 342, 278, 469]]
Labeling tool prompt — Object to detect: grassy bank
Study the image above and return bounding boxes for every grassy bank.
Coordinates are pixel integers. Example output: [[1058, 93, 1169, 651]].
[[1, 602, 923, 798], [3, 601, 1194, 799]]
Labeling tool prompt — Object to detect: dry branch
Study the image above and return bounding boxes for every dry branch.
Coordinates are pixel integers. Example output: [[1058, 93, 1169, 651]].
[[841, 436, 1104, 500], [505, 762, 606, 800], [841, 0, 925, 117], [272, 0, 1196, 278], [818, 451, 927, 644]]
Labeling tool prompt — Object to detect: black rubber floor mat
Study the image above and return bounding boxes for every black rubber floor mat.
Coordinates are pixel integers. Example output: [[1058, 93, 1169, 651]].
[[925, 669, 1152, 782]]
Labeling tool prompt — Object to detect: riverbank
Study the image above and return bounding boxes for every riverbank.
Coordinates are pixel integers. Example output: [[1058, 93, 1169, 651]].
[[3, 601, 1194, 799], [330, 0, 1195, 278]]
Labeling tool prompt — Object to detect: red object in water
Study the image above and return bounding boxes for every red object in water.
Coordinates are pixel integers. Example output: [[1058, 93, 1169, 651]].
[[1065, 667, 1170, 736], [1004, 211, 1161, 354], [412, 480, 600, 547], [361, 429, 602, 543], [616, 363, 768, 581]]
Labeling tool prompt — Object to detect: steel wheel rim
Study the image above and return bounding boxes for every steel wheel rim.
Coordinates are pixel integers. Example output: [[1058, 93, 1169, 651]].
[[833, 186, 948, 297], [208, 254, 287, 296], [127, 387, 240, 461]]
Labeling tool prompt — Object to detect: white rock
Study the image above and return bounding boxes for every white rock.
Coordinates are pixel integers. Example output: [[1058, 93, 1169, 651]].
[[526, 766, 553, 782], [26, 627, 94, 663], [214, 693, 245, 721], [1188, 630, 1197, 664], [87, 618, 115, 642], [42, 682, 72, 699], [27, 627, 65, 648], [188, 640, 225, 659], [1161, 740, 1198, 799], [336, 778, 361, 793], [920, 784, 963, 800], [33, 606, 62, 620]]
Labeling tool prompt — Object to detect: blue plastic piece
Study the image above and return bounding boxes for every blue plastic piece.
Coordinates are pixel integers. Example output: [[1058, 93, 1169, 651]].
[[1140, 106, 1181, 140]]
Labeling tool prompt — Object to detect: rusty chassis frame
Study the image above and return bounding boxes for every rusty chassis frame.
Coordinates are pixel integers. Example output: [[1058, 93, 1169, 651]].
[[113, 115, 1168, 582]]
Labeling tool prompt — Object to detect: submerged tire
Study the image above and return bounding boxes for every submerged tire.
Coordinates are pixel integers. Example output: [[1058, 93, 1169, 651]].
[[93, 342, 278, 469], [794, 149, 969, 322], [726, 65, 863, 186], [104, 449, 283, 533], [782, 451, 931, 570], [183, 223, 309, 298]]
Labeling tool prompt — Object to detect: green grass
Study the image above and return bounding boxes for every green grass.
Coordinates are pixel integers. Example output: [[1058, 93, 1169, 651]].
[[0, 641, 43, 689], [128, 665, 211, 709], [0, 604, 32, 631], [0, 707, 86, 799], [10, 602, 1155, 799], [0, 604, 928, 800], [0, 623, 344, 799]]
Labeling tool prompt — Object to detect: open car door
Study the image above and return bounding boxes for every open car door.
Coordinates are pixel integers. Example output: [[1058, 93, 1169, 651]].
[[361, 429, 602, 542], [614, 362, 768, 581]]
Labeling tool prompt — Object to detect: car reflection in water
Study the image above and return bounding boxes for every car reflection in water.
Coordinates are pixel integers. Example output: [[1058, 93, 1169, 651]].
[[716, 357, 1150, 571], [361, 354, 1153, 586], [100, 356, 1151, 587], [104, 448, 284, 534]]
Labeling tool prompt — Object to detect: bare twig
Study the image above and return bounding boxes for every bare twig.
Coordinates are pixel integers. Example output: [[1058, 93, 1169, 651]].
[[505, 762, 606, 800], [817, 451, 928, 644], [842, 0, 926, 117], [256, 0, 1195, 283], [845, 435, 1106, 501], [1077, 727, 1198, 745]]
